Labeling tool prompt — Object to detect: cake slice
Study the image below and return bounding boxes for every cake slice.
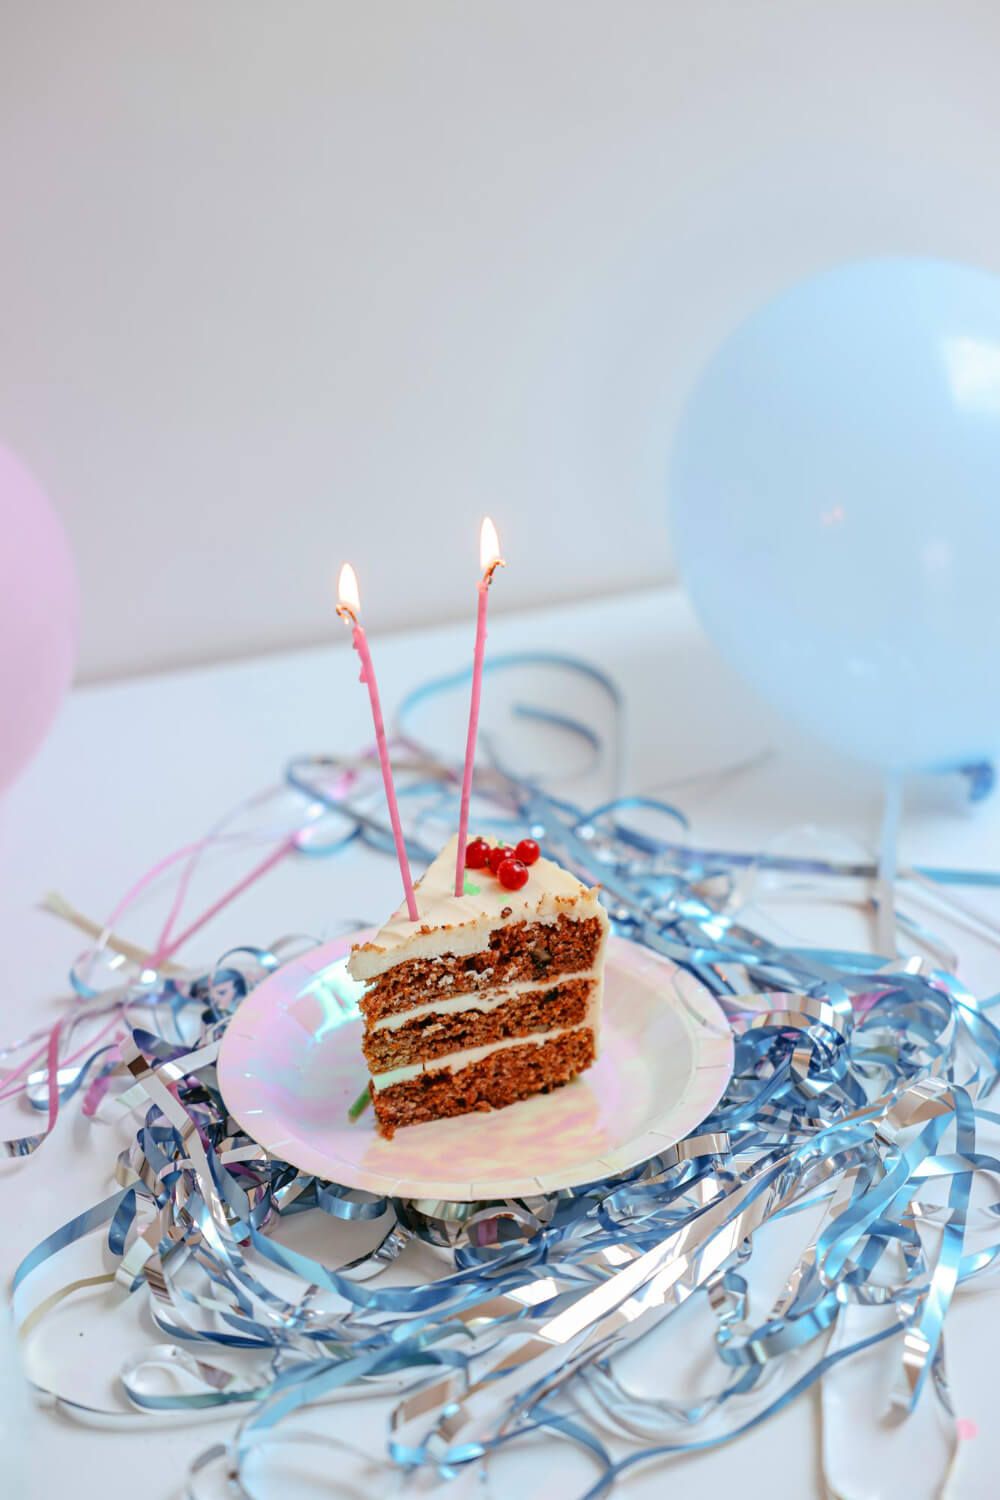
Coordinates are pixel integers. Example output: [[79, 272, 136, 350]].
[[347, 835, 609, 1136]]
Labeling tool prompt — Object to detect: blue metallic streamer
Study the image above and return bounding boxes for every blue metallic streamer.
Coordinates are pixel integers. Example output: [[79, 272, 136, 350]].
[[10, 651, 1000, 1498]]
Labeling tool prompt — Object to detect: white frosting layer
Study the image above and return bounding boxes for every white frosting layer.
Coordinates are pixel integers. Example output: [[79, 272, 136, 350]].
[[348, 834, 607, 982], [371, 1019, 596, 1092], [371, 970, 596, 1032]]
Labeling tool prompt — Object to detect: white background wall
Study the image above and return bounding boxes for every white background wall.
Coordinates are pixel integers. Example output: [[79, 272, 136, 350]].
[[3, 0, 1000, 681]]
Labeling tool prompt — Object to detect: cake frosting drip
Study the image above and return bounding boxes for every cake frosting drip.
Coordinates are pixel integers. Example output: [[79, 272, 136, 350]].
[[348, 834, 605, 981]]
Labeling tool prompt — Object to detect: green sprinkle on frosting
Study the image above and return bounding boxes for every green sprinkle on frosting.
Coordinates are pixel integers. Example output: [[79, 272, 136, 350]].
[[463, 877, 481, 895]]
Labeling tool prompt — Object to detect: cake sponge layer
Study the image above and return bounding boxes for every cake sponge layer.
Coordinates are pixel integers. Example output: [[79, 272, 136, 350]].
[[371, 1027, 596, 1137], [359, 914, 606, 1021], [362, 977, 595, 1072]]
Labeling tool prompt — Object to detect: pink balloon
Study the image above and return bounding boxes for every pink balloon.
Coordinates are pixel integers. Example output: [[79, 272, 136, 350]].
[[0, 445, 78, 795]]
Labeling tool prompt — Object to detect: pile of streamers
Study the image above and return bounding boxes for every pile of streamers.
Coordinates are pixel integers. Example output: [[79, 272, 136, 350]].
[[9, 654, 1000, 1498]]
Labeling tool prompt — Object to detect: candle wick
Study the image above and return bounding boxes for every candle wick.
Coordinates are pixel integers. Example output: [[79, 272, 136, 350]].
[[481, 556, 506, 587], [336, 604, 359, 626]]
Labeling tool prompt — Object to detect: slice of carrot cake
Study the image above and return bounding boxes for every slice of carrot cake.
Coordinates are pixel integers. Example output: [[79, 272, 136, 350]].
[[347, 834, 609, 1136]]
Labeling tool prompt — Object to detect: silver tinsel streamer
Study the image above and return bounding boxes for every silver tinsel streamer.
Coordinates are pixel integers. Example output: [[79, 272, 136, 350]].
[[9, 654, 1000, 1497]]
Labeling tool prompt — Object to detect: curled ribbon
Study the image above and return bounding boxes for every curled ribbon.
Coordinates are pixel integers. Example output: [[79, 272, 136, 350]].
[[8, 653, 1000, 1498]]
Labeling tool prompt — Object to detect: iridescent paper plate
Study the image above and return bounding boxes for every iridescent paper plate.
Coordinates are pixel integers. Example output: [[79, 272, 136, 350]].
[[218, 933, 734, 1201]]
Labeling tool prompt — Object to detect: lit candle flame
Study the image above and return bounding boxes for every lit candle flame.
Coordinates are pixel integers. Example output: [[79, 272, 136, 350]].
[[337, 562, 361, 622], [479, 516, 504, 582]]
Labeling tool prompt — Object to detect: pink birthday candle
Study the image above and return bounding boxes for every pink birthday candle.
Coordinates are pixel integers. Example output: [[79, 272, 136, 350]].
[[454, 517, 505, 894], [337, 563, 419, 921]]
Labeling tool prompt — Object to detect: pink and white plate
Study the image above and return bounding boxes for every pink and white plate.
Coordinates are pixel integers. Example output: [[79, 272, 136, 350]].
[[218, 933, 734, 1202]]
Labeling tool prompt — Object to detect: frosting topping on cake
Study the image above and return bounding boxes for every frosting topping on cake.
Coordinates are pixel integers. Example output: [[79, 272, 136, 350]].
[[347, 834, 604, 981]]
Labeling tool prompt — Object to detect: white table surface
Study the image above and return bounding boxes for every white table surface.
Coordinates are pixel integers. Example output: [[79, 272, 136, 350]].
[[3, 585, 1000, 1500]]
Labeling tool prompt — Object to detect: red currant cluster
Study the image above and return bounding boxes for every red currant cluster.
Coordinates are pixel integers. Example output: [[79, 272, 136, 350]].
[[465, 835, 540, 891]]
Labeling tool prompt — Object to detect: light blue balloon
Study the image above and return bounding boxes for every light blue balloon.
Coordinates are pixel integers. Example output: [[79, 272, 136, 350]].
[[669, 258, 1000, 770]]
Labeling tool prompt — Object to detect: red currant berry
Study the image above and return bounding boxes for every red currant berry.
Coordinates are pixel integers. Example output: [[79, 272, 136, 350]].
[[497, 857, 529, 891], [465, 837, 491, 869], [487, 844, 515, 875], [515, 838, 540, 866]]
